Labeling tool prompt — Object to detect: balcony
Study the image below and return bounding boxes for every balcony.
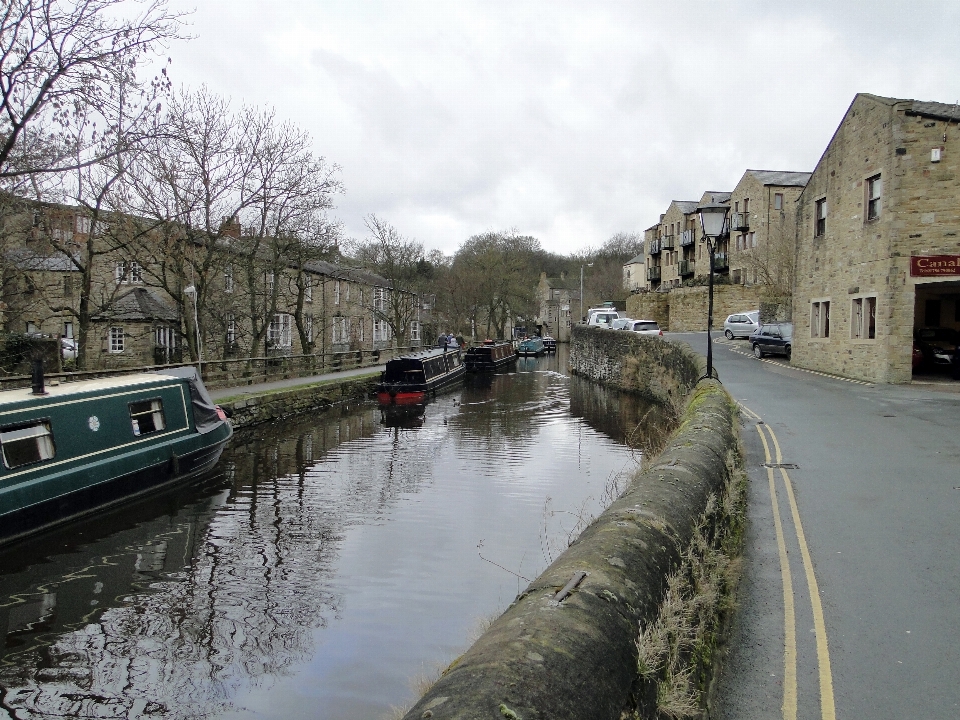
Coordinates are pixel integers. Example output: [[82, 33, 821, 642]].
[[661, 234, 676, 250], [647, 265, 662, 282], [713, 252, 729, 271], [679, 259, 695, 276], [731, 212, 749, 231], [680, 229, 695, 247], [649, 238, 662, 255]]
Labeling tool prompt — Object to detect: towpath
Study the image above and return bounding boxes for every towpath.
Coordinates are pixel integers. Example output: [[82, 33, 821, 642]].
[[667, 332, 960, 719], [208, 364, 383, 402]]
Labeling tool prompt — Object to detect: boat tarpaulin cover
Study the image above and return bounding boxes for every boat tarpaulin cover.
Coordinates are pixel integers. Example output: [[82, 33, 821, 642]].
[[154, 367, 223, 434]]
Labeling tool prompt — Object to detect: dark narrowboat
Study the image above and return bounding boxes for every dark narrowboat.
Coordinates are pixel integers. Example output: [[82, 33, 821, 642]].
[[0, 367, 233, 546], [375, 348, 466, 405], [517, 337, 546, 357], [542, 336, 557, 352], [464, 340, 518, 372]]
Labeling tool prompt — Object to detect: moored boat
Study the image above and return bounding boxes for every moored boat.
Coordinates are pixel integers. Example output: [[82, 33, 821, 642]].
[[464, 340, 518, 372], [376, 348, 465, 405], [517, 337, 546, 357], [0, 366, 233, 546], [542, 336, 557, 352]]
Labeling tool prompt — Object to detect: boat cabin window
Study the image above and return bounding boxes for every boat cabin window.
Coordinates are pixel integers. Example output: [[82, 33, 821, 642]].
[[129, 399, 166, 436], [0, 421, 56, 469]]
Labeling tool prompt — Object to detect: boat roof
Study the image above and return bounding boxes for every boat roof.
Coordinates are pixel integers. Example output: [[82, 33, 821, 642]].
[[389, 347, 459, 362], [0, 372, 184, 409]]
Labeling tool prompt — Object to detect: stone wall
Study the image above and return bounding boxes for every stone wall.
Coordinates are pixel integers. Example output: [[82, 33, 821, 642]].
[[628, 285, 764, 332], [402, 380, 740, 720], [216, 374, 378, 429], [568, 325, 703, 406]]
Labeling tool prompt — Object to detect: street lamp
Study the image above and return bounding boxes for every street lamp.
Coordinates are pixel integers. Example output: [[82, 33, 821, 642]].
[[696, 202, 729, 380], [579, 262, 594, 323], [183, 284, 202, 368]]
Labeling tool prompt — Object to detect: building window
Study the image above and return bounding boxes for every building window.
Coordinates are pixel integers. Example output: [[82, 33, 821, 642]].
[[851, 297, 877, 339], [410, 320, 421, 341], [304, 277, 313, 303], [774, 193, 783, 210], [743, 198, 749, 213], [267, 313, 292, 348], [76, 215, 91, 234], [109, 326, 125, 353], [334, 280, 341, 305], [373, 286, 387, 312], [750, 232, 757, 248], [344, 282, 350, 302], [115, 260, 142, 284], [866, 175, 882, 221], [226, 314, 236, 345], [815, 198, 827, 237], [811, 301, 830, 338], [373, 319, 390, 342], [332, 316, 346, 344], [224, 265, 234, 293], [266, 272, 275, 292], [0, 421, 55, 469], [129, 399, 165, 436], [63, 322, 73, 339], [356, 318, 364, 342], [305, 313, 313, 343], [63, 275, 73, 296]]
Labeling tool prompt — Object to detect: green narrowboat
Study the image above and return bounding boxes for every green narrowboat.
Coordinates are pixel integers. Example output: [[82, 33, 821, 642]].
[[0, 367, 232, 546]]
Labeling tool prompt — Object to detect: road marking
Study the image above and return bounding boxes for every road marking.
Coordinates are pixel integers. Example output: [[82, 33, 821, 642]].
[[726, 346, 874, 386], [738, 402, 761, 421], [767, 428, 837, 720], [757, 424, 798, 720]]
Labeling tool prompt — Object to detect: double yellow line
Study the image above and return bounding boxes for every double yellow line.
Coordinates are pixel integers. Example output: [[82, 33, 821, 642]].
[[739, 404, 836, 720]]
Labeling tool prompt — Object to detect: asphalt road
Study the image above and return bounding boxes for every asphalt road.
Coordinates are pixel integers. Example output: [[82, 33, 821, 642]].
[[665, 332, 960, 720]]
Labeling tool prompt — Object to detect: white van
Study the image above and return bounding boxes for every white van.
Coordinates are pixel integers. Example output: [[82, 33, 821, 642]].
[[587, 311, 620, 328]]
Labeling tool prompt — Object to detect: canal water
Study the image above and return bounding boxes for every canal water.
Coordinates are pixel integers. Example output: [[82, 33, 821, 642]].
[[0, 349, 672, 720]]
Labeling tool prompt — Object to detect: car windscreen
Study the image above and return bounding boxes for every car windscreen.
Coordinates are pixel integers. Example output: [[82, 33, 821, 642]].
[[635, 322, 659, 331]]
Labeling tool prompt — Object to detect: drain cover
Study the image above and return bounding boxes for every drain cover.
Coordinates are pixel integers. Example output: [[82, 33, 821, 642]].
[[762, 462, 799, 469]]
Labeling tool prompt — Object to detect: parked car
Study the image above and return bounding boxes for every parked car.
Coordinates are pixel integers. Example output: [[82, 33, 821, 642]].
[[750, 323, 793, 359], [723, 311, 760, 339], [611, 317, 633, 330], [914, 327, 959, 367], [625, 320, 663, 337]]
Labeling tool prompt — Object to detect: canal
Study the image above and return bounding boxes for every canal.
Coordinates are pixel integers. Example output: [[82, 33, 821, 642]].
[[0, 349, 672, 720]]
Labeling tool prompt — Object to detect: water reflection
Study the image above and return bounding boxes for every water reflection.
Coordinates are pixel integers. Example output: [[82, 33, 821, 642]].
[[0, 352, 672, 720]]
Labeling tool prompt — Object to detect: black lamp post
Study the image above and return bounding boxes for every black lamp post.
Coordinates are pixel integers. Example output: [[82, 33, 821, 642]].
[[696, 202, 729, 380]]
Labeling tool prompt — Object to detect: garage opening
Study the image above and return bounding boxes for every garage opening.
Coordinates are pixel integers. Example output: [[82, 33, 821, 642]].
[[912, 280, 960, 381]]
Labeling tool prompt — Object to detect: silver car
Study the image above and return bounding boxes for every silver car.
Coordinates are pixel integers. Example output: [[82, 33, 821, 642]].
[[723, 311, 759, 339], [626, 320, 663, 337]]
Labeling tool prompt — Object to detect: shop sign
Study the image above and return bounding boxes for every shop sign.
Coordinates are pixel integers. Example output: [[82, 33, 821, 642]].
[[910, 255, 960, 277]]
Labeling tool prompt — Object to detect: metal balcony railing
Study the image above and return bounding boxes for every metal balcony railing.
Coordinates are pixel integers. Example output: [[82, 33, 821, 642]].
[[647, 265, 662, 281], [731, 212, 749, 231], [679, 259, 695, 276], [713, 252, 729, 270], [661, 234, 676, 250], [649, 238, 662, 255], [680, 229, 695, 247]]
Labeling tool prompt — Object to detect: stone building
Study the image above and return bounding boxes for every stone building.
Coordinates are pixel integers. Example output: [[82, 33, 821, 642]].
[[793, 93, 960, 383], [622, 253, 646, 293], [728, 170, 811, 289], [537, 272, 579, 342]]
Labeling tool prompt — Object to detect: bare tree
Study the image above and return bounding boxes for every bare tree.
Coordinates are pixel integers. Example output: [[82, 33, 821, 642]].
[[0, 0, 184, 183], [349, 215, 426, 348]]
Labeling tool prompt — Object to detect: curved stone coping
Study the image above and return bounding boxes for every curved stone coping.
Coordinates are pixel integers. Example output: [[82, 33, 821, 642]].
[[403, 380, 738, 720]]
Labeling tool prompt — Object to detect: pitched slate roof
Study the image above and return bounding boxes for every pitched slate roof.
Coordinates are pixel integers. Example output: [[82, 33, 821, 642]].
[[625, 253, 646, 265], [672, 200, 700, 215], [302, 259, 391, 288], [858, 93, 960, 122], [746, 169, 812, 187], [94, 287, 179, 322], [702, 191, 731, 204], [5, 247, 80, 271]]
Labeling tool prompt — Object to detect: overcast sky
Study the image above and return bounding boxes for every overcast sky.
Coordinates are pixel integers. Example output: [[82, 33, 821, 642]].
[[161, 1, 960, 256]]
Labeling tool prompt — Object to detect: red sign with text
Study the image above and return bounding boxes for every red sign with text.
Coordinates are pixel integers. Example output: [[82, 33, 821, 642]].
[[911, 255, 960, 277]]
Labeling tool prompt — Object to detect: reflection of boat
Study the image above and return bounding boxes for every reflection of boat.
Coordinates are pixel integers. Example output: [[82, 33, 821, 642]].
[[379, 402, 426, 428], [375, 348, 466, 405], [464, 340, 518, 372], [542, 336, 557, 352], [517, 337, 546, 357], [0, 367, 232, 546]]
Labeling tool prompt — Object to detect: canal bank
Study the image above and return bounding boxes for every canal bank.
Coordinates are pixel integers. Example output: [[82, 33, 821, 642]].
[[405, 328, 745, 720], [212, 369, 381, 429]]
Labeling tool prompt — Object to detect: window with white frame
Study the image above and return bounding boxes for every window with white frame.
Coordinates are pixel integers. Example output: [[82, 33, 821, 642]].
[[373, 319, 390, 342], [266, 272, 275, 292], [115, 260, 143, 284], [1, 420, 55, 469], [226, 313, 236, 345], [815, 198, 827, 237], [224, 265, 234, 293], [304, 276, 313, 303], [334, 280, 341, 305], [774, 193, 783, 211], [851, 296, 877, 339], [305, 313, 313, 343], [750, 232, 756, 248], [115, 261, 126, 284], [811, 300, 831, 338], [129, 399, 165, 436], [356, 317, 364, 342], [410, 320, 421, 341], [866, 175, 882, 221], [373, 286, 387, 312], [267, 313, 292, 348], [109, 326, 125, 352], [332, 316, 351, 344], [344, 282, 350, 302], [76, 215, 91, 234]]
